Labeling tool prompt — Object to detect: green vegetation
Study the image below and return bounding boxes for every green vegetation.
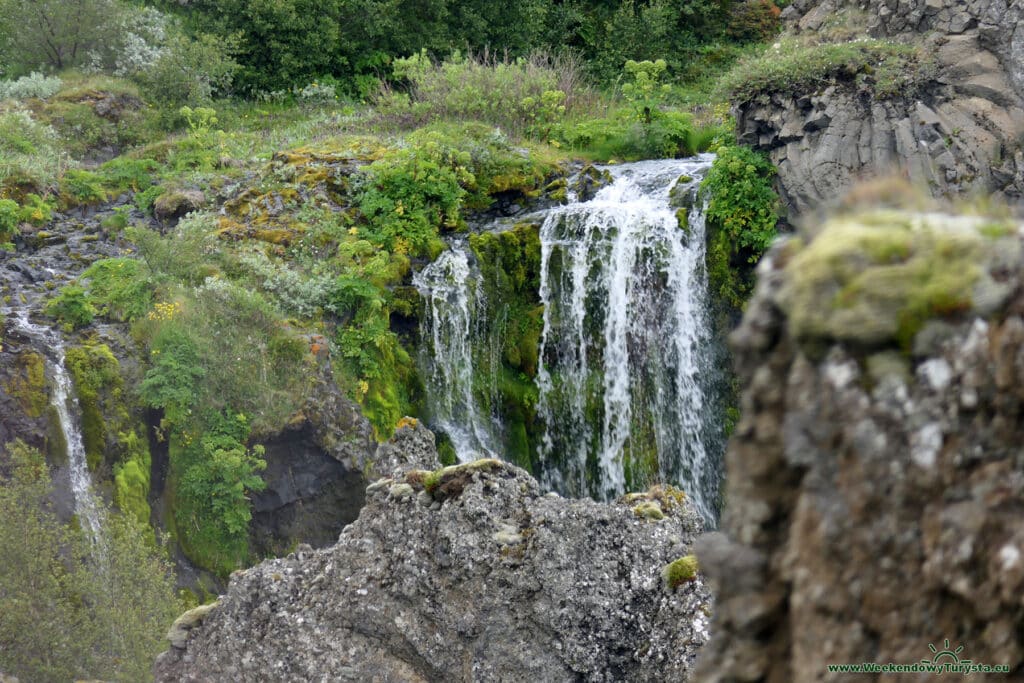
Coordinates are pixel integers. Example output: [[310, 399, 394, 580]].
[[0, 0, 794, 593], [663, 554, 699, 588], [718, 38, 936, 103], [44, 284, 96, 329], [173, 411, 266, 575], [701, 145, 779, 310], [778, 210, 1016, 351], [0, 440, 180, 682]]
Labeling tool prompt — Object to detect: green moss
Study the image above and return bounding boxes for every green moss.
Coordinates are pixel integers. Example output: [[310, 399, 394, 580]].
[[423, 458, 506, 501], [633, 501, 665, 520], [114, 459, 151, 528], [5, 350, 48, 418], [779, 210, 1017, 350], [65, 342, 122, 473], [44, 405, 67, 467], [663, 554, 699, 588], [113, 429, 152, 528]]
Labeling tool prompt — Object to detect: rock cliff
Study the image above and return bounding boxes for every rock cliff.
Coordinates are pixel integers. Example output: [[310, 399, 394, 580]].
[[694, 205, 1024, 680], [154, 425, 712, 682], [739, 0, 1024, 214]]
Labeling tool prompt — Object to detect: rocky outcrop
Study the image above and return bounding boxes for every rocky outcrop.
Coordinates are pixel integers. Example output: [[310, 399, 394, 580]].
[[741, 0, 1024, 214], [695, 206, 1024, 680], [154, 448, 712, 682], [248, 376, 376, 556]]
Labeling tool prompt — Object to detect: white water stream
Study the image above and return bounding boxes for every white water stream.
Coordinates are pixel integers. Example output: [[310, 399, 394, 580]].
[[417, 156, 722, 521], [6, 309, 106, 545]]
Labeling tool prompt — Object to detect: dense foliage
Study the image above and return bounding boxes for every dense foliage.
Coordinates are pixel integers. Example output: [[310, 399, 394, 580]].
[[702, 144, 779, 309], [0, 441, 181, 681]]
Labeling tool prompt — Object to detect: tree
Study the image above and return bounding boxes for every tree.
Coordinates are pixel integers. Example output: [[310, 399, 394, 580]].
[[0, 440, 182, 682], [0, 0, 124, 72]]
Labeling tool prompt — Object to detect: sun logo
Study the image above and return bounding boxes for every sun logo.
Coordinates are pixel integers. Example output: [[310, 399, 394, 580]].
[[922, 639, 971, 667]]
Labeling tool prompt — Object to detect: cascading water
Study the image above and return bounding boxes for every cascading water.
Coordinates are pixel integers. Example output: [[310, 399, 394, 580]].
[[413, 246, 500, 461], [5, 309, 106, 546], [535, 156, 721, 521], [417, 156, 724, 523]]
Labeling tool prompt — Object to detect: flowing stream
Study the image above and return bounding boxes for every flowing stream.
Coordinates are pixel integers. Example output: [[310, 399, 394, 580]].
[[417, 156, 722, 522], [6, 309, 107, 546]]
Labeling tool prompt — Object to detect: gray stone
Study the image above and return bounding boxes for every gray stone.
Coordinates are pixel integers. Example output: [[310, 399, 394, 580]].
[[155, 462, 711, 682], [693, 204, 1024, 682]]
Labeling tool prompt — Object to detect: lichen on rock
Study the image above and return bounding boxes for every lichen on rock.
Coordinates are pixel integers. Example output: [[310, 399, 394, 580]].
[[777, 209, 1020, 350], [155, 446, 711, 682], [693, 202, 1024, 681]]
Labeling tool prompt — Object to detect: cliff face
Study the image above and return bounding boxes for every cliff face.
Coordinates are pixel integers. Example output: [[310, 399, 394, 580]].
[[154, 425, 712, 682], [740, 0, 1024, 214], [694, 207, 1024, 680]]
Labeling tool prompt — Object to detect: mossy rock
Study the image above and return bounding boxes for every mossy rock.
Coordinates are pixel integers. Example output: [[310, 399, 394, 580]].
[[5, 350, 48, 418], [664, 554, 699, 589], [778, 210, 1021, 351], [154, 189, 206, 222], [422, 458, 508, 502]]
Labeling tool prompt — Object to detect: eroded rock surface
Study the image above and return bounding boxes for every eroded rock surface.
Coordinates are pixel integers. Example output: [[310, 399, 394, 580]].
[[742, 0, 1024, 214], [155, 454, 711, 682], [695, 207, 1024, 681]]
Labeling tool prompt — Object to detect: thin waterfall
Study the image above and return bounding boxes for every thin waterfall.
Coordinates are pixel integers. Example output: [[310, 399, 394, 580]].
[[6, 309, 107, 546], [413, 247, 500, 461]]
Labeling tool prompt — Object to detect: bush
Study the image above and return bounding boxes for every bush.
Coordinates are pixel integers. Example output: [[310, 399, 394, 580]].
[[0, 198, 18, 243], [727, 0, 782, 43], [44, 284, 96, 329], [701, 145, 779, 308], [717, 38, 936, 103], [376, 50, 593, 139], [81, 257, 154, 322], [135, 31, 238, 108], [0, 105, 62, 195], [0, 440, 181, 682], [175, 411, 266, 575], [0, 72, 62, 100]]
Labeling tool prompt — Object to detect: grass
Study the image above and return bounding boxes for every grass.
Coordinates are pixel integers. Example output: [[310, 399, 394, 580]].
[[717, 37, 937, 103]]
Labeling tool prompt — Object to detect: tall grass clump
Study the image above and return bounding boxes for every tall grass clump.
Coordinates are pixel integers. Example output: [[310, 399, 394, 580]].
[[0, 105, 64, 196]]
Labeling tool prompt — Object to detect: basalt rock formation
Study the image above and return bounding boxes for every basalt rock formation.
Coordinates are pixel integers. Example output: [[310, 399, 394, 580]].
[[694, 206, 1024, 681], [154, 425, 712, 682], [740, 0, 1024, 214]]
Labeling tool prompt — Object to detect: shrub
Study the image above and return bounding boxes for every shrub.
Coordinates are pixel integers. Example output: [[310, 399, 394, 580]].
[[80, 257, 154, 322], [0, 441, 181, 682], [0, 198, 18, 242], [0, 72, 63, 100], [44, 284, 96, 329], [135, 31, 239, 108], [175, 410, 266, 574], [701, 145, 779, 308], [726, 0, 782, 43], [376, 50, 593, 139], [59, 169, 107, 206], [0, 106, 62, 194]]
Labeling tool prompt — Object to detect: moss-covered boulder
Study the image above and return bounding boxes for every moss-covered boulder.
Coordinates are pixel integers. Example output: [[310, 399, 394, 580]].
[[777, 209, 1020, 351]]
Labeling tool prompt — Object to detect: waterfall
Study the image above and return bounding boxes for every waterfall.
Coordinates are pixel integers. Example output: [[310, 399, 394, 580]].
[[416, 156, 723, 523], [413, 246, 500, 461], [6, 309, 106, 546], [534, 156, 720, 521]]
